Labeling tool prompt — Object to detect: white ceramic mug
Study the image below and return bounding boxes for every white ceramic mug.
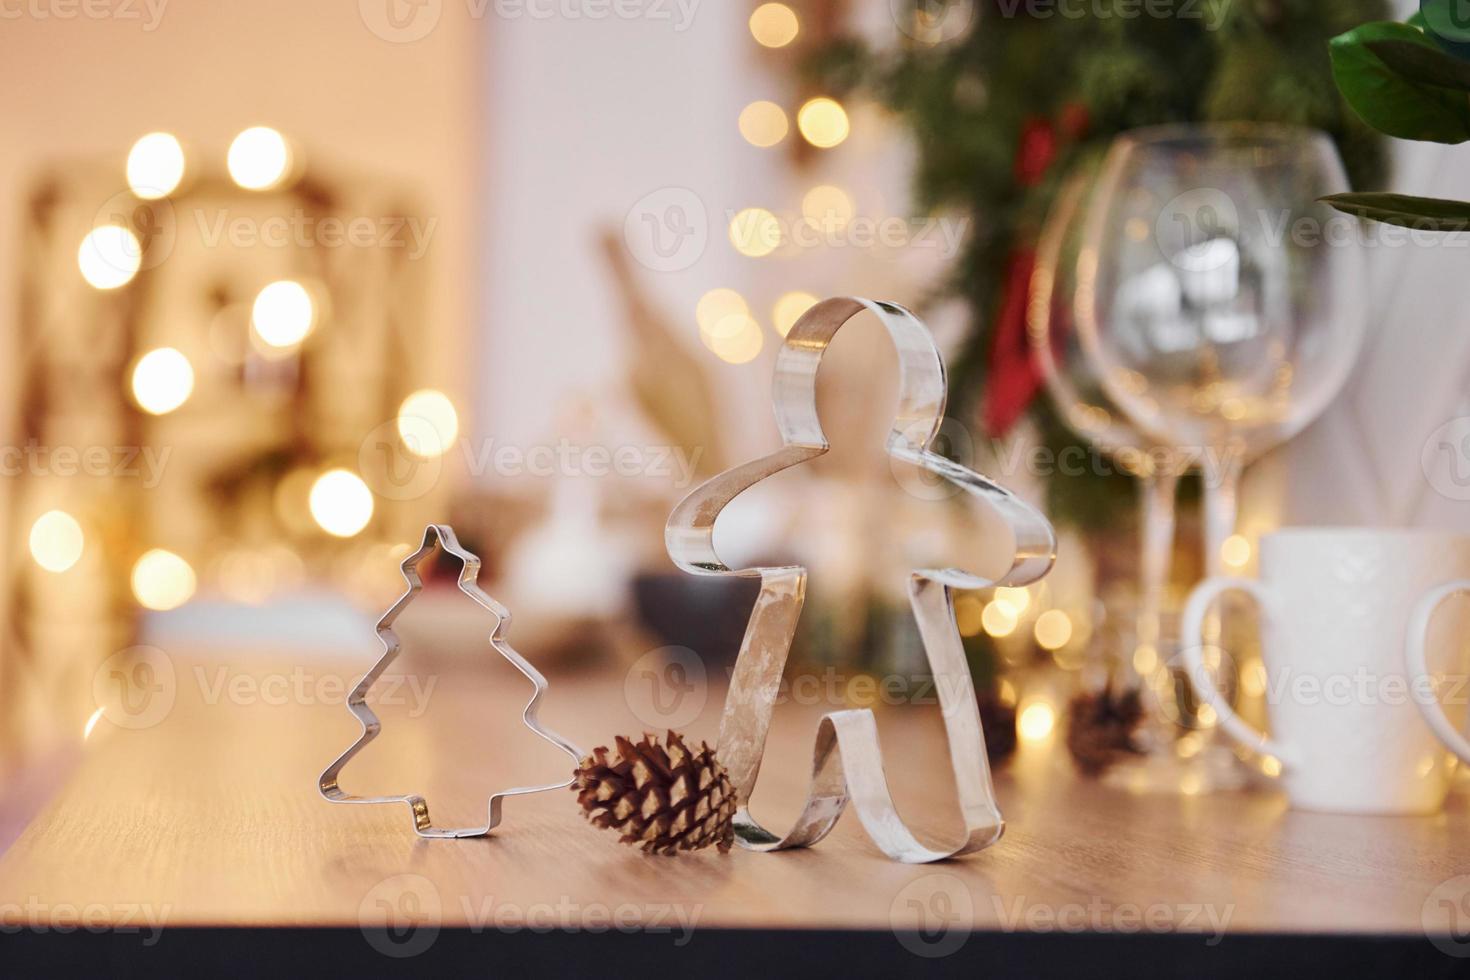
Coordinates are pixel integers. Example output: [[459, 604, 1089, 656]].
[[1407, 580, 1470, 769], [1181, 528, 1470, 814]]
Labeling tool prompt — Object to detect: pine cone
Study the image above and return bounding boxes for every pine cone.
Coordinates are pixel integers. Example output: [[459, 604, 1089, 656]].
[[572, 731, 736, 854], [976, 689, 1018, 765], [1065, 685, 1146, 777]]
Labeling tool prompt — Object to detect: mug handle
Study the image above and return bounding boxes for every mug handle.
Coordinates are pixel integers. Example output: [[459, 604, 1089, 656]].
[[1406, 581, 1470, 764], [1180, 577, 1295, 769]]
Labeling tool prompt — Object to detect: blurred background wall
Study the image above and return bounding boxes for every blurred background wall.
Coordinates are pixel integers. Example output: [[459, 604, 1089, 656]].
[[1, 0, 1468, 791]]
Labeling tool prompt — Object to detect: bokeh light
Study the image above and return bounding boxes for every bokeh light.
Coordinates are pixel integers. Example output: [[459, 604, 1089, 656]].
[[705, 315, 764, 364], [227, 126, 291, 191], [728, 207, 782, 258], [309, 469, 374, 538], [29, 511, 83, 573], [748, 3, 798, 47], [796, 97, 850, 149], [738, 100, 789, 148], [801, 184, 854, 230], [131, 347, 195, 415], [251, 280, 316, 348], [396, 389, 459, 459], [772, 291, 818, 337], [78, 225, 142, 290], [1222, 533, 1252, 569], [131, 549, 197, 611], [1018, 700, 1057, 742], [994, 586, 1031, 615], [126, 132, 186, 199], [1033, 609, 1073, 651], [696, 288, 748, 335], [981, 600, 1019, 638], [954, 594, 984, 637]]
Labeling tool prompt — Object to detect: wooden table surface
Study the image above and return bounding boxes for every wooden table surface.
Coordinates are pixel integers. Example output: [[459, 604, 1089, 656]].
[[1, 651, 1467, 950]]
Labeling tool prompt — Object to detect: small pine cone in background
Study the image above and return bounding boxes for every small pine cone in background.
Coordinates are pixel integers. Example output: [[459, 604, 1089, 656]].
[[1065, 685, 1146, 777], [976, 689, 1018, 765], [572, 731, 736, 854]]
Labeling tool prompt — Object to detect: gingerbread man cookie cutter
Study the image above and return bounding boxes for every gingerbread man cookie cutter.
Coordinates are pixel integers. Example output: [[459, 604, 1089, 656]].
[[666, 297, 1056, 862]]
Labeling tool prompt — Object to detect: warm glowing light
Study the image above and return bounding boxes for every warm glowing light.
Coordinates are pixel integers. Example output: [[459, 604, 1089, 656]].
[[131, 347, 194, 415], [997, 679, 1017, 706], [1018, 701, 1056, 741], [706, 315, 764, 364], [1261, 756, 1282, 777], [954, 594, 985, 637], [729, 207, 782, 258], [981, 600, 1019, 638], [801, 184, 854, 229], [1242, 659, 1268, 698], [1133, 644, 1158, 675], [131, 549, 196, 611], [1198, 703, 1218, 728], [309, 469, 374, 538], [126, 132, 185, 199], [994, 586, 1031, 614], [29, 511, 83, 573], [396, 389, 459, 458], [228, 126, 291, 191], [772, 291, 818, 337], [1221, 533, 1252, 569], [78, 225, 142, 290], [1176, 732, 1202, 758], [797, 97, 850, 149], [696, 288, 749, 335], [748, 2, 798, 47], [251, 280, 315, 348], [738, 101, 789, 148], [1034, 609, 1073, 651], [83, 706, 105, 741]]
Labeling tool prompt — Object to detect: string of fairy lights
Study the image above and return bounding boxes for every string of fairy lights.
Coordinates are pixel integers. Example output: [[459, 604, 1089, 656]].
[[695, 3, 851, 366], [30, 127, 460, 612]]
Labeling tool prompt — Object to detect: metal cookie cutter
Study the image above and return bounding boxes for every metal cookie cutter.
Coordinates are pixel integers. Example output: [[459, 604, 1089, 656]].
[[666, 297, 1056, 863], [319, 523, 583, 838]]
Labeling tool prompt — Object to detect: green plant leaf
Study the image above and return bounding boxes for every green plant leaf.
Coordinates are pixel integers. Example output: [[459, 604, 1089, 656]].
[[1366, 39, 1470, 90], [1330, 21, 1470, 143], [1321, 191, 1470, 230]]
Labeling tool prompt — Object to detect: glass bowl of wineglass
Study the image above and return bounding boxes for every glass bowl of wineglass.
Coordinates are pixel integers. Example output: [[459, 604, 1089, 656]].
[[1075, 123, 1368, 571]]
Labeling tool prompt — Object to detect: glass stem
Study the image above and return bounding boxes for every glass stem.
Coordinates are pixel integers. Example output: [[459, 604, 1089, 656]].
[[1203, 450, 1243, 578], [1136, 467, 1179, 683]]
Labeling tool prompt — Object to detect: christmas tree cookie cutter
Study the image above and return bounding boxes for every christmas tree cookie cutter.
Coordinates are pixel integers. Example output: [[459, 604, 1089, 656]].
[[319, 523, 583, 838], [666, 297, 1056, 863]]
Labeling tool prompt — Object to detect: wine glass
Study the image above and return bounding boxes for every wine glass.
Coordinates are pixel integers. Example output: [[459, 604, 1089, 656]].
[[1029, 167, 1188, 678], [1032, 165, 1248, 793], [1076, 124, 1367, 575]]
